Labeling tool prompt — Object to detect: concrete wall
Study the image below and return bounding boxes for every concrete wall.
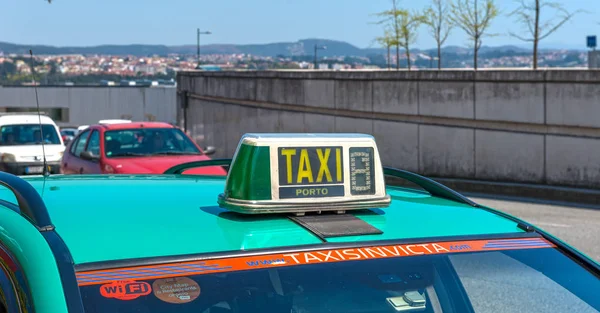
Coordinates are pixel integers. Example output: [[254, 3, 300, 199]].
[[0, 86, 177, 126], [177, 70, 600, 189]]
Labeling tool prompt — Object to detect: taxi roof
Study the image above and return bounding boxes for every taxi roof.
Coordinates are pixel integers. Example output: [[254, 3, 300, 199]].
[[0, 175, 523, 265]]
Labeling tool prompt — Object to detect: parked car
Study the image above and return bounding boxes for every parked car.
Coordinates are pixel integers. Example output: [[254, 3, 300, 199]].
[[60, 127, 78, 145], [61, 121, 223, 175], [0, 113, 65, 175]]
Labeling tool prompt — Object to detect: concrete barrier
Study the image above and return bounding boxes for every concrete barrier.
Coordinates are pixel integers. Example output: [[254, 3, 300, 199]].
[[0, 86, 177, 127], [177, 70, 600, 190]]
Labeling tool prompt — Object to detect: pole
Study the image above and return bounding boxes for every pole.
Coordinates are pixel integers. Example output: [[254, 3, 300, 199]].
[[197, 28, 200, 67], [314, 44, 317, 69]]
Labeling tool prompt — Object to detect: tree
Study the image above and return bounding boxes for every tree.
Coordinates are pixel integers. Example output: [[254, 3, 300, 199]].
[[397, 11, 426, 70], [376, 0, 404, 70], [423, 0, 454, 69], [449, 0, 498, 70], [374, 29, 397, 69], [509, 0, 581, 69], [0, 61, 17, 79]]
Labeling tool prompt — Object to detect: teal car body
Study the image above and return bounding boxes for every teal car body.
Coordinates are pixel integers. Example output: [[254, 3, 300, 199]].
[[0, 141, 598, 313]]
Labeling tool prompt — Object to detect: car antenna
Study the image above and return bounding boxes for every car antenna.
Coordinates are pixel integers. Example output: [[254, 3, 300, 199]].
[[29, 49, 50, 179]]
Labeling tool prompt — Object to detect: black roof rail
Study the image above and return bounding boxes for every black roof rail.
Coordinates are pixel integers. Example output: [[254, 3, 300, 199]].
[[0, 172, 53, 231], [163, 159, 232, 174], [163, 160, 477, 207], [383, 167, 478, 207]]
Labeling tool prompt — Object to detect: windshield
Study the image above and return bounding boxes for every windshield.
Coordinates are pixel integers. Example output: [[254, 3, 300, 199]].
[[0, 124, 61, 146], [78, 239, 600, 313], [104, 128, 201, 158], [61, 129, 76, 137]]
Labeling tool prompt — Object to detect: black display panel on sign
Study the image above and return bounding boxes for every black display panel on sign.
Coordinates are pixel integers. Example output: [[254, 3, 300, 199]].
[[349, 147, 375, 196]]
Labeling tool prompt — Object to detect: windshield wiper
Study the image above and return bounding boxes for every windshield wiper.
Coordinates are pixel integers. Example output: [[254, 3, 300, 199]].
[[111, 152, 146, 157], [151, 151, 201, 156]]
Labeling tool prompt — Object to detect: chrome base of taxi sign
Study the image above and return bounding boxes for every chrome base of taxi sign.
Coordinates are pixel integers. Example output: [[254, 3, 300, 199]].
[[218, 194, 392, 214], [218, 133, 391, 214]]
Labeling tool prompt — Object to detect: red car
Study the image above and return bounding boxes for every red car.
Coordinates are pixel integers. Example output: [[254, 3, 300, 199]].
[[61, 122, 226, 175]]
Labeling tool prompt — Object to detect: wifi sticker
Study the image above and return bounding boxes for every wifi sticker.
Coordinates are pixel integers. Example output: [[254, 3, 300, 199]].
[[100, 280, 152, 300]]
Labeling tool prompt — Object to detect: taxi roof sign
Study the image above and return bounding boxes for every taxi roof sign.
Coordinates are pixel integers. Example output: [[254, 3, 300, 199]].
[[218, 133, 391, 214]]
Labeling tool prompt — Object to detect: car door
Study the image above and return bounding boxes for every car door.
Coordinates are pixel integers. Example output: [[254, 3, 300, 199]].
[[62, 129, 91, 174], [79, 130, 102, 174]]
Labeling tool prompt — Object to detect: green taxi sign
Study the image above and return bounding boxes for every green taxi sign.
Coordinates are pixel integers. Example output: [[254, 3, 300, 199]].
[[218, 133, 391, 214]]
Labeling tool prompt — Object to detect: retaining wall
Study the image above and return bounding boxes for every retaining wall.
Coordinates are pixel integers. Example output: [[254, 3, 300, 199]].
[[177, 70, 600, 189]]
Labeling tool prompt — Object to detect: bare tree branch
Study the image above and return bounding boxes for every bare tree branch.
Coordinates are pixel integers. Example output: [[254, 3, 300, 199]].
[[508, 0, 581, 69], [373, 28, 397, 69], [539, 9, 582, 39], [508, 32, 535, 41], [449, 0, 498, 70], [396, 10, 426, 70], [423, 0, 454, 69], [373, 0, 406, 70]]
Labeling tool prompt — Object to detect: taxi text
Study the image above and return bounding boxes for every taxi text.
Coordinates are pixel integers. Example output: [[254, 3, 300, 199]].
[[279, 147, 343, 185], [282, 243, 453, 265]]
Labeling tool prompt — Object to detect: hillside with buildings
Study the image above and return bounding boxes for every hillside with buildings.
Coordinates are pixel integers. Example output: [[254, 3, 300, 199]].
[[0, 39, 590, 85]]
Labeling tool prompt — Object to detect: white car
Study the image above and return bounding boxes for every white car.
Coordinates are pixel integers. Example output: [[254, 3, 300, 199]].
[[76, 125, 89, 134], [0, 114, 65, 175]]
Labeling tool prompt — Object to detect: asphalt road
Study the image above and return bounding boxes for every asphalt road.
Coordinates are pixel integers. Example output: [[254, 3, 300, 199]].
[[469, 195, 600, 262]]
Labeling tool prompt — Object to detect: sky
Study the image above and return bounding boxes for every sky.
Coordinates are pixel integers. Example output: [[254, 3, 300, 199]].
[[2, 0, 598, 50]]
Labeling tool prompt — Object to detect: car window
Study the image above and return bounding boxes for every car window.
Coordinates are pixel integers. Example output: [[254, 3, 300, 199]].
[[72, 130, 91, 157], [78, 245, 600, 313], [61, 130, 76, 136], [103, 128, 201, 158], [450, 249, 600, 313], [0, 124, 61, 146], [86, 130, 101, 156], [69, 134, 80, 154]]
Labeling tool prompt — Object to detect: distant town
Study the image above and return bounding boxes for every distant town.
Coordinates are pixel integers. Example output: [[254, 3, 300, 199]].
[[0, 39, 591, 86]]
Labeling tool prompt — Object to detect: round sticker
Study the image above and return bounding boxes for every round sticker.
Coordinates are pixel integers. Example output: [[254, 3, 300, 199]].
[[152, 277, 201, 304]]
